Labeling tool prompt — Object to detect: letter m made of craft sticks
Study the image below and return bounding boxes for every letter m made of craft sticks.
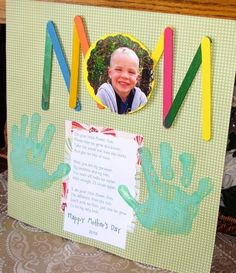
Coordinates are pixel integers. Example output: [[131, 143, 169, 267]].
[[152, 28, 212, 141], [41, 16, 89, 112], [41, 19, 211, 141]]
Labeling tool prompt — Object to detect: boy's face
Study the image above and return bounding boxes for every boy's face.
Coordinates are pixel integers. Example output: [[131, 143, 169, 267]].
[[108, 53, 140, 100]]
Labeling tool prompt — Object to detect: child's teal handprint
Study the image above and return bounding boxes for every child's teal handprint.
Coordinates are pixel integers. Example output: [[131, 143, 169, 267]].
[[118, 143, 212, 235], [10, 113, 70, 190]]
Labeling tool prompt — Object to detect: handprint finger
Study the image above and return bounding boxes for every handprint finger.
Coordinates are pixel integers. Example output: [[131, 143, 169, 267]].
[[20, 114, 28, 137], [49, 163, 71, 182], [160, 142, 174, 180], [140, 147, 161, 195], [118, 185, 139, 211], [191, 178, 213, 203], [41, 124, 56, 155], [11, 124, 19, 146], [29, 113, 41, 142], [179, 152, 195, 188]]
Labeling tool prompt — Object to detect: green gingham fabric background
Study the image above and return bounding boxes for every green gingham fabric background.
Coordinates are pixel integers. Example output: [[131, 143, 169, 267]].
[[6, 1, 236, 272]]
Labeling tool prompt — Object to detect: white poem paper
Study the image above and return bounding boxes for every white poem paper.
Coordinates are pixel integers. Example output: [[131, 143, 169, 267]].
[[64, 121, 143, 248]]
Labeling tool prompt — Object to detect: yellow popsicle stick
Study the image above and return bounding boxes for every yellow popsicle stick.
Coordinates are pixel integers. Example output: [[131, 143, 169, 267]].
[[69, 23, 80, 109], [201, 36, 212, 141], [151, 32, 164, 67]]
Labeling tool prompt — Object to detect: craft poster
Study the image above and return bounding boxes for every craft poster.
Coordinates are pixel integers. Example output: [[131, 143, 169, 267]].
[[6, 0, 236, 273]]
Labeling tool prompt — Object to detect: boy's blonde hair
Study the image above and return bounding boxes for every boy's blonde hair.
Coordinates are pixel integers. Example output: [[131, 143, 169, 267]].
[[109, 47, 140, 69]]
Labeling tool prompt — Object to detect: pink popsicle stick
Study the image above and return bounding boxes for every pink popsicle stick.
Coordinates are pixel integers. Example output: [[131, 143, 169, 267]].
[[163, 27, 173, 121]]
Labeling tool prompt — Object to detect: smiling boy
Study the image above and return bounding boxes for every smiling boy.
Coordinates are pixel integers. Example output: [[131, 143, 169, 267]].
[[96, 47, 147, 114]]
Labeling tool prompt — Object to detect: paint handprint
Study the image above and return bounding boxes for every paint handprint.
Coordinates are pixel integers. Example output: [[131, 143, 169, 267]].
[[10, 113, 70, 190], [118, 143, 212, 234]]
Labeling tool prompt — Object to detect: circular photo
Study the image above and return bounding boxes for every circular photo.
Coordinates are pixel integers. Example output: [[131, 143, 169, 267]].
[[84, 34, 154, 114]]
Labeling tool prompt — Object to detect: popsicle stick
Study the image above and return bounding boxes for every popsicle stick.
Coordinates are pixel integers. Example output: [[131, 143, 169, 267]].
[[164, 45, 202, 128], [151, 32, 164, 66], [47, 21, 70, 90], [201, 36, 212, 141], [163, 27, 173, 121], [42, 31, 53, 110], [69, 23, 80, 109], [74, 16, 90, 56]]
